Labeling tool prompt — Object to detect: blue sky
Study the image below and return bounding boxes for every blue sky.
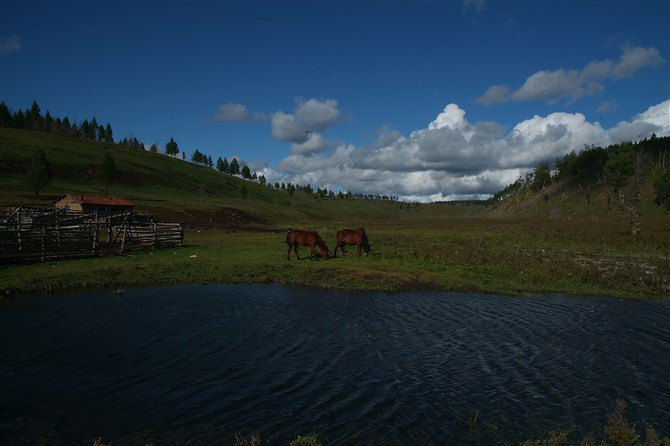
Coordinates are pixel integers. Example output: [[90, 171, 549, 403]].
[[2, 1, 668, 201]]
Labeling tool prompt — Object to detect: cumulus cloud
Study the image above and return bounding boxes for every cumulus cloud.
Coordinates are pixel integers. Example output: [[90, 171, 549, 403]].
[[263, 100, 670, 202], [212, 103, 266, 121], [0, 34, 22, 53], [271, 98, 340, 145], [368, 125, 402, 149], [290, 132, 336, 156], [477, 45, 664, 105]]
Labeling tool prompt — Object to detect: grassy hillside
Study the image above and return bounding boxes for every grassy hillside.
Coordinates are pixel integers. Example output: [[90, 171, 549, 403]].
[[0, 127, 477, 226], [489, 138, 670, 224]]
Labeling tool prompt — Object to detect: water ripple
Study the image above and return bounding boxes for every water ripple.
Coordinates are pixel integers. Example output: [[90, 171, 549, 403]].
[[1, 285, 669, 445]]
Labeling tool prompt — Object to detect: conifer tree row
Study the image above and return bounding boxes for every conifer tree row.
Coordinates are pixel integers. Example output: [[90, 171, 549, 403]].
[[0, 100, 114, 143]]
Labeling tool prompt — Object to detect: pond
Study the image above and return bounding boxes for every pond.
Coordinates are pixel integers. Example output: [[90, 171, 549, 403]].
[[1, 285, 669, 445]]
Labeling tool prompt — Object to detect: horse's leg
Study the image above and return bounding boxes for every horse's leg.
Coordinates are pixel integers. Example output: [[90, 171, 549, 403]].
[[309, 243, 315, 260], [287, 244, 292, 260], [357, 243, 362, 256], [294, 244, 300, 260]]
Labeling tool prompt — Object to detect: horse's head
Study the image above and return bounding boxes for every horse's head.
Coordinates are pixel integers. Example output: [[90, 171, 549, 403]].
[[321, 247, 330, 260], [363, 245, 371, 256]]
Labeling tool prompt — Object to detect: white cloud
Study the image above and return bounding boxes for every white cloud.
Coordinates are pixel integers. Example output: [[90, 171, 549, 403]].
[[607, 100, 670, 142], [477, 85, 511, 106], [477, 45, 665, 105], [511, 69, 585, 103], [212, 103, 266, 121], [290, 132, 335, 156], [270, 98, 340, 148], [612, 45, 664, 78], [0, 34, 22, 53], [262, 100, 670, 202], [368, 125, 402, 149]]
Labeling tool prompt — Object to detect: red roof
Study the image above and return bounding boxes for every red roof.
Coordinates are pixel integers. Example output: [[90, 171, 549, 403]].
[[55, 194, 134, 206]]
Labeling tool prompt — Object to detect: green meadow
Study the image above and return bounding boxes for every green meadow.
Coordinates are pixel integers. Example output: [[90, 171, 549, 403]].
[[1, 128, 668, 299]]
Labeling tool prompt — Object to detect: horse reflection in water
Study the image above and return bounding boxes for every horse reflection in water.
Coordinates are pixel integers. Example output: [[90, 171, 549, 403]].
[[286, 229, 330, 260], [333, 228, 371, 257]]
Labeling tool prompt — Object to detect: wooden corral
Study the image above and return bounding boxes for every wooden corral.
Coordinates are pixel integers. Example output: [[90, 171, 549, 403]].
[[0, 207, 183, 265]]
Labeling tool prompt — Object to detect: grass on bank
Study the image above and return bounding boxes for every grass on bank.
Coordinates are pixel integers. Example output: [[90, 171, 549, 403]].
[[2, 217, 668, 299], [232, 400, 670, 446], [87, 399, 668, 446]]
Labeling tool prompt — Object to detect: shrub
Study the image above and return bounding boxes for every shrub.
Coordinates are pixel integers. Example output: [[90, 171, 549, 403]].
[[654, 168, 670, 211], [289, 433, 323, 446]]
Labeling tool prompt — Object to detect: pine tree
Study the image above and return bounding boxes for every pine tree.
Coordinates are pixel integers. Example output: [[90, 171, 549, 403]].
[[29, 100, 42, 131], [105, 123, 114, 143], [241, 164, 252, 179], [80, 119, 91, 139], [100, 153, 118, 196], [165, 137, 179, 156], [14, 109, 26, 129], [191, 149, 203, 164], [25, 148, 52, 199], [221, 157, 230, 174], [91, 116, 98, 136], [229, 158, 240, 175], [150, 143, 158, 154], [62, 116, 72, 136], [0, 102, 11, 127], [44, 110, 54, 133]]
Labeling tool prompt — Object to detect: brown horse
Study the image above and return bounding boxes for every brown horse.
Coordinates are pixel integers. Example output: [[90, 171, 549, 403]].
[[286, 229, 330, 260], [333, 228, 371, 257]]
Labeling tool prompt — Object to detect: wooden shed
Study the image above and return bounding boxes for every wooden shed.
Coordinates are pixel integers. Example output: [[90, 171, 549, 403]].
[[54, 194, 135, 214]]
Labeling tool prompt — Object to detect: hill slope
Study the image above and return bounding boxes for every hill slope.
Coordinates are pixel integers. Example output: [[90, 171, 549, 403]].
[[0, 128, 477, 226], [489, 137, 670, 225], [2, 128, 668, 227]]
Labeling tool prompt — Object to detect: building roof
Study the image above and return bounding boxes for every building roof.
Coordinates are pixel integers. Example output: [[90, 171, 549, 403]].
[[54, 194, 135, 206]]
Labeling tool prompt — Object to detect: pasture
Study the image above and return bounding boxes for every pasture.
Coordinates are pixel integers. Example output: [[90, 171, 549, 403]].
[[2, 217, 668, 299]]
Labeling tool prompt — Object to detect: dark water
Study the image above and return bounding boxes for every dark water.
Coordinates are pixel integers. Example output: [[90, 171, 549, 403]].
[[1, 285, 669, 445]]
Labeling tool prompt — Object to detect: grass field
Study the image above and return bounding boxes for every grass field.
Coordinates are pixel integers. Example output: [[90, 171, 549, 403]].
[[2, 217, 668, 299]]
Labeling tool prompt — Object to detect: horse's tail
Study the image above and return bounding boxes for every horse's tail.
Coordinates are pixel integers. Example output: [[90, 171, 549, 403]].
[[286, 229, 293, 246]]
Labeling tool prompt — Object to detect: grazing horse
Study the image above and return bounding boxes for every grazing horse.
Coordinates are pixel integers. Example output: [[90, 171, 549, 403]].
[[286, 229, 330, 260], [333, 228, 371, 257]]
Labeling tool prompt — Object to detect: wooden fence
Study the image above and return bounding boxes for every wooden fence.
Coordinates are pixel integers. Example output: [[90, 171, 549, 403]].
[[0, 207, 183, 265]]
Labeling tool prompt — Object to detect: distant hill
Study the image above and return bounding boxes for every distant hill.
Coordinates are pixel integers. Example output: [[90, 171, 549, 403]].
[[2, 127, 667, 227], [0, 127, 475, 226], [487, 136, 670, 224]]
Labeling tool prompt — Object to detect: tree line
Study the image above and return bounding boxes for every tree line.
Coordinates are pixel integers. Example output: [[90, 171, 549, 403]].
[[489, 134, 670, 211], [1, 101, 114, 143], [3, 100, 398, 202]]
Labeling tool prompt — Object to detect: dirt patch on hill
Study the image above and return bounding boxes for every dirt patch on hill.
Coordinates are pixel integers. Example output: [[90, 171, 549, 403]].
[[153, 207, 271, 231]]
